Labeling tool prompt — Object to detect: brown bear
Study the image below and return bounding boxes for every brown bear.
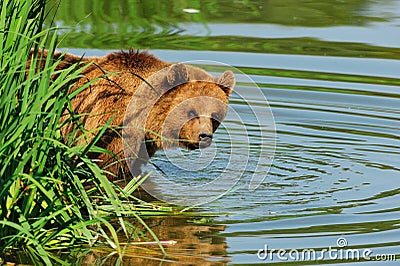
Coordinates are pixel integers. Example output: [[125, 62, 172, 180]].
[[28, 49, 235, 180]]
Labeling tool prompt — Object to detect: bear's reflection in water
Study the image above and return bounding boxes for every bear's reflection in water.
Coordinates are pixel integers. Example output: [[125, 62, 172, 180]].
[[79, 217, 229, 265]]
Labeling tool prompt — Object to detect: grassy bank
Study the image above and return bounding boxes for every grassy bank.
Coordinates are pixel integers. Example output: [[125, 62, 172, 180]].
[[0, 0, 171, 264]]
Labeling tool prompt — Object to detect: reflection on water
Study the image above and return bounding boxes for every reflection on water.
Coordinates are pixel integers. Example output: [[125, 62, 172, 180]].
[[50, 0, 400, 264], [77, 217, 229, 265]]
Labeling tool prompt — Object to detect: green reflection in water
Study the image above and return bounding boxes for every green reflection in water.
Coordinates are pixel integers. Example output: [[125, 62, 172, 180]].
[[37, 0, 400, 264], [48, 0, 400, 60], [51, 0, 378, 27]]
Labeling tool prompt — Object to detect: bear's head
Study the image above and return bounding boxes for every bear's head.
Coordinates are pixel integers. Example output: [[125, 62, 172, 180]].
[[144, 63, 235, 152]]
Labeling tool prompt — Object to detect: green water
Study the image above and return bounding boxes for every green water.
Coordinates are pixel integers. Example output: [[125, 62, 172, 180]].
[[51, 0, 399, 264]]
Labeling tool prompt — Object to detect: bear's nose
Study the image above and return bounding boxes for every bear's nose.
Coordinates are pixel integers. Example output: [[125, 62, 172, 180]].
[[199, 132, 212, 141], [199, 132, 212, 148]]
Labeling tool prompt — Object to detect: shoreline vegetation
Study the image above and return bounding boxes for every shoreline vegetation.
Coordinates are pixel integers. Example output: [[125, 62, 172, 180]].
[[0, 1, 177, 264], [50, 0, 400, 60]]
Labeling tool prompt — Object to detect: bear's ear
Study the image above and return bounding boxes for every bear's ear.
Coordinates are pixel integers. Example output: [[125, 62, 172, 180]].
[[216, 70, 235, 96], [167, 63, 189, 86]]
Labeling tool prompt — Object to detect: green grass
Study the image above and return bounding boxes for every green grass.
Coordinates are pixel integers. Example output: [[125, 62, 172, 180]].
[[0, 0, 174, 264]]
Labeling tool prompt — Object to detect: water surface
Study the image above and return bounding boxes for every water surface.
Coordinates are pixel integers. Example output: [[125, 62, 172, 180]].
[[52, 0, 400, 264]]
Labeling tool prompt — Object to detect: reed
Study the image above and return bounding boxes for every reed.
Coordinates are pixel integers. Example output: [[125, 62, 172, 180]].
[[0, 0, 170, 264]]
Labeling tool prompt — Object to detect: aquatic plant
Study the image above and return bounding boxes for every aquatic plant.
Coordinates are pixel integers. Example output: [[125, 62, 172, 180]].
[[0, 0, 171, 264]]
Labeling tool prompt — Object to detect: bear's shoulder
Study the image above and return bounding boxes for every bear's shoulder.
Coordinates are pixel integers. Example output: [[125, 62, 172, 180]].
[[101, 50, 169, 72]]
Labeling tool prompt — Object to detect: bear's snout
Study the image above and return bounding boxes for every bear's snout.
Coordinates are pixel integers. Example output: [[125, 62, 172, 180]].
[[199, 132, 213, 148]]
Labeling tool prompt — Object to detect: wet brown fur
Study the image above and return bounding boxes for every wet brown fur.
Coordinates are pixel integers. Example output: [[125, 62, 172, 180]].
[[28, 49, 235, 180]]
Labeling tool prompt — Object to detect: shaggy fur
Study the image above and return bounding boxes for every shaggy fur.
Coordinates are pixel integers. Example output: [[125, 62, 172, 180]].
[[28, 49, 235, 179]]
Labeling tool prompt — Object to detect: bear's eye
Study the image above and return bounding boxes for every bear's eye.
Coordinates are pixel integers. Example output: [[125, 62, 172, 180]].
[[188, 109, 198, 118], [211, 112, 221, 131]]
